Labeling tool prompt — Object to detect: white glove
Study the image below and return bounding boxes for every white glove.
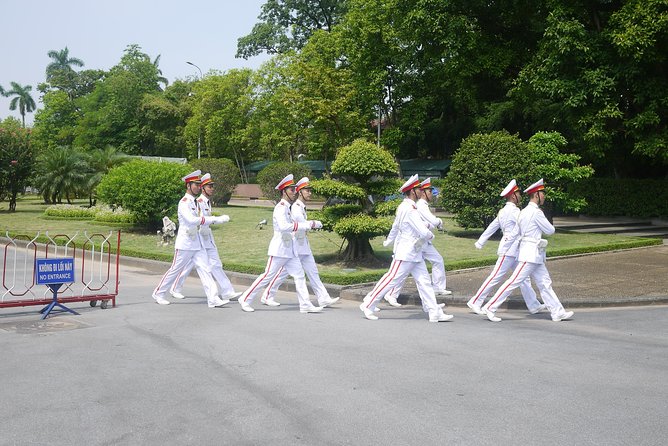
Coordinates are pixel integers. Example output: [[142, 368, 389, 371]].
[[310, 220, 323, 229], [216, 215, 230, 224], [474, 241, 483, 250], [414, 239, 425, 252], [382, 239, 392, 247]]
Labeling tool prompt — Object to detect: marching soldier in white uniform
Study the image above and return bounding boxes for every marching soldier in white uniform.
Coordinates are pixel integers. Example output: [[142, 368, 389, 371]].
[[482, 179, 574, 322], [169, 173, 242, 301], [259, 177, 340, 308], [238, 174, 324, 313], [383, 177, 451, 308], [152, 170, 231, 308], [360, 175, 453, 322], [467, 179, 545, 315]]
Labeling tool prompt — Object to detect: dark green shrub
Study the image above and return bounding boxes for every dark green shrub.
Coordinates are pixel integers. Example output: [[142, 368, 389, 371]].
[[190, 158, 240, 206], [256, 161, 312, 203], [441, 131, 535, 228], [97, 159, 190, 229], [568, 178, 668, 218], [442, 131, 593, 228]]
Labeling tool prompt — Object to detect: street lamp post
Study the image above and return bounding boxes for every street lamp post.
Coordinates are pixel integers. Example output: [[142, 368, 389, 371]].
[[186, 61, 203, 78], [187, 61, 203, 159]]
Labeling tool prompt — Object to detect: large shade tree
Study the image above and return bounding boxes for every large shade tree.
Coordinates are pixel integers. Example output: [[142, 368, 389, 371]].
[[236, 0, 347, 58]]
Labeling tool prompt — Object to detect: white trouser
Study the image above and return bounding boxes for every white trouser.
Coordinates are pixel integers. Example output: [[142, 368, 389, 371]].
[[385, 244, 446, 307], [483, 261, 566, 317], [170, 246, 236, 297], [261, 252, 331, 304], [362, 259, 444, 319], [467, 255, 542, 311], [153, 249, 218, 304], [240, 256, 316, 310]]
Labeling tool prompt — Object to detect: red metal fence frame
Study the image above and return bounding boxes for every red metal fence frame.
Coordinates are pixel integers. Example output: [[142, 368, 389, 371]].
[[1, 231, 121, 309]]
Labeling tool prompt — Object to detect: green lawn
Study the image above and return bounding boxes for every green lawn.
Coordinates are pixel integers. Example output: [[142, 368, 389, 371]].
[[1, 195, 660, 284]]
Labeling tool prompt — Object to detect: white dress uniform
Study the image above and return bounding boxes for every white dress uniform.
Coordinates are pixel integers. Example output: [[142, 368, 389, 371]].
[[152, 189, 225, 307], [384, 197, 447, 305], [260, 196, 337, 307], [360, 175, 451, 322], [483, 180, 573, 321], [238, 175, 322, 312], [170, 192, 238, 299], [467, 200, 543, 313]]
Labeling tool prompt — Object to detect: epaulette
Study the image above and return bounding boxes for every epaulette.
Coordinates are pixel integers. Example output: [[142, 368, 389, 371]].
[[279, 201, 285, 206], [197, 197, 204, 202], [181, 197, 187, 202]]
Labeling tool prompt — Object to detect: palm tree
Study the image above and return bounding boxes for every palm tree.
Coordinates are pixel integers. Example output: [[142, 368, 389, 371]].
[[0, 84, 5, 96], [152, 54, 169, 90], [46, 47, 84, 80], [33, 146, 89, 204], [6, 82, 36, 127]]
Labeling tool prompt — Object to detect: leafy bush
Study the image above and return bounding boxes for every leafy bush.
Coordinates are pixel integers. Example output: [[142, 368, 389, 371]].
[[374, 198, 402, 216], [97, 159, 191, 229], [311, 178, 367, 201], [442, 131, 593, 228], [256, 161, 312, 202], [311, 139, 400, 262], [568, 178, 668, 218], [190, 158, 240, 206], [331, 138, 398, 181], [441, 131, 535, 228], [333, 214, 393, 239]]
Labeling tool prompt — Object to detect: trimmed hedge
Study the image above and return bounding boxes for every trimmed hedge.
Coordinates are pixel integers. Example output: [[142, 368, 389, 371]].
[[568, 178, 668, 218], [43, 204, 135, 223], [44, 204, 96, 219]]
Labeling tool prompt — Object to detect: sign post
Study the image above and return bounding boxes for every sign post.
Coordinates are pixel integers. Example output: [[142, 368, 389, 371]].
[[35, 258, 78, 319]]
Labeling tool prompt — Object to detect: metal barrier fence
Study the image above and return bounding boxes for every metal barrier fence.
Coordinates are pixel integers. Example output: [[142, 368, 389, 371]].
[[1, 231, 120, 311]]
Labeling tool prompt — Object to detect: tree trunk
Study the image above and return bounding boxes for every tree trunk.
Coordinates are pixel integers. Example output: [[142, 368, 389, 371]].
[[9, 193, 17, 212], [341, 237, 375, 262]]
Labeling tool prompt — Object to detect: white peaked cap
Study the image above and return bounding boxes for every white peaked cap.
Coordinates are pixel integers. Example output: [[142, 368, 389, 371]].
[[182, 170, 201, 183], [399, 174, 420, 193], [200, 173, 214, 185], [500, 179, 518, 197], [275, 173, 295, 190], [296, 177, 310, 192], [524, 178, 545, 194], [419, 177, 432, 189]]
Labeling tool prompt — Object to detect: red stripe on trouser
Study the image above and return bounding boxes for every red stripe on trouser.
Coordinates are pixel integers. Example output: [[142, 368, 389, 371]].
[[242, 256, 274, 302], [367, 260, 402, 307], [472, 255, 506, 304], [172, 264, 187, 291], [487, 262, 527, 309], [265, 266, 285, 296], [155, 249, 180, 294]]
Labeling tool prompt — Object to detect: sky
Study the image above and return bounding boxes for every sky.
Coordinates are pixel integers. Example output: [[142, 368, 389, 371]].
[[0, 0, 270, 125]]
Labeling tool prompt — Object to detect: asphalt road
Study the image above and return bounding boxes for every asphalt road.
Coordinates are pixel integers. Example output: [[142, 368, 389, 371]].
[[1, 262, 667, 445]]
